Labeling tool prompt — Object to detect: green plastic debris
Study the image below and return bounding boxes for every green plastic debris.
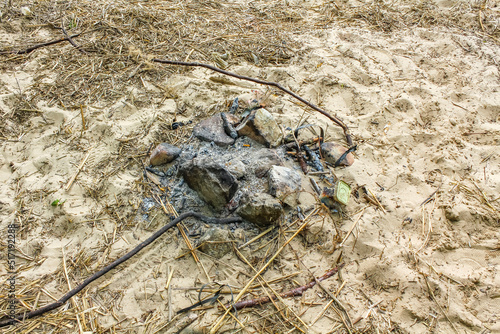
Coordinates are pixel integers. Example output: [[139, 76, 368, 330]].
[[51, 199, 66, 207], [334, 180, 351, 205]]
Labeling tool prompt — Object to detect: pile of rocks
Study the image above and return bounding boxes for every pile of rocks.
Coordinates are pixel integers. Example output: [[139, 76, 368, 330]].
[[145, 101, 355, 256]]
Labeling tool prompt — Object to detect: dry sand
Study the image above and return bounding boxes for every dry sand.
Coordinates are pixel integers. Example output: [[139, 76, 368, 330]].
[[0, 0, 499, 333]]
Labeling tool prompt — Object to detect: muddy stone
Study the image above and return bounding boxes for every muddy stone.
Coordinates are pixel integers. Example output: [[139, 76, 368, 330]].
[[237, 192, 283, 227], [321, 142, 355, 166], [225, 159, 246, 179], [268, 166, 302, 206], [199, 228, 234, 259], [236, 108, 282, 147], [193, 113, 239, 147], [254, 148, 284, 177], [149, 143, 182, 166], [181, 157, 238, 210]]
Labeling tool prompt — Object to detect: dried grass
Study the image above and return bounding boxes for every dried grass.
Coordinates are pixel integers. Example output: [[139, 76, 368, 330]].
[[319, 0, 500, 37], [0, 0, 306, 108]]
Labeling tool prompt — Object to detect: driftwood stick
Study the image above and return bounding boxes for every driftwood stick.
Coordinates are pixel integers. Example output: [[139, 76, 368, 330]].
[[0, 212, 242, 328], [229, 263, 345, 310], [0, 34, 81, 55], [61, 20, 87, 54], [151, 58, 353, 146]]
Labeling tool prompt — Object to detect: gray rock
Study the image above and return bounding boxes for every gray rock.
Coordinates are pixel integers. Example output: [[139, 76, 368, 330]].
[[237, 192, 283, 227], [225, 159, 246, 179], [199, 228, 234, 259], [268, 166, 302, 206], [149, 143, 182, 166], [193, 113, 239, 147], [254, 148, 283, 177], [236, 108, 282, 147], [181, 157, 238, 210], [321, 142, 354, 166]]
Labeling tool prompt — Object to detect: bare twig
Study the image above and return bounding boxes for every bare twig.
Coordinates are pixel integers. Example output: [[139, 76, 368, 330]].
[[210, 208, 319, 333], [151, 58, 353, 146], [0, 212, 242, 328], [0, 34, 81, 55], [61, 19, 87, 54], [230, 264, 344, 310]]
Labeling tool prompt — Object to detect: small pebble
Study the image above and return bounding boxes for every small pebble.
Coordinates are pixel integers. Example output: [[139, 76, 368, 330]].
[[321, 142, 355, 166], [149, 143, 182, 166]]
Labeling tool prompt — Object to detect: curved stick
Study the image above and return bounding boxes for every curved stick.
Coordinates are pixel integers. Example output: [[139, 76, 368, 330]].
[[0, 34, 81, 55], [151, 58, 353, 146], [0, 212, 242, 328]]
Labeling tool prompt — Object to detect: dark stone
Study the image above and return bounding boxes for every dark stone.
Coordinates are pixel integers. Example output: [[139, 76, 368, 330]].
[[149, 143, 182, 166], [237, 192, 283, 227], [181, 157, 238, 210], [321, 142, 355, 166], [193, 113, 240, 147]]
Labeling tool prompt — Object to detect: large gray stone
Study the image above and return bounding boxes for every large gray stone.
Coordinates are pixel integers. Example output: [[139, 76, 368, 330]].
[[181, 157, 238, 210], [236, 108, 282, 147], [199, 228, 234, 259], [237, 192, 283, 227], [193, 113, 239, 147], [268, 166, 302, 206]]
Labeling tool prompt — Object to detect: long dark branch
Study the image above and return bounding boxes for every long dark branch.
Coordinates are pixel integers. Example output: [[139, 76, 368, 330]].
[[151, 58, 353, 146], [0, 34, 81, 55], [0, 212, 242, 328]]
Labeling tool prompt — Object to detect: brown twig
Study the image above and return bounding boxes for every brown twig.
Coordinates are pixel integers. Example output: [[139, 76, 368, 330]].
[[210, 208, 319, 333], [230, 264, 344, 310], [61, 19, 87, 54], [151, 58, 353, 146], [0, 34, 81, 55], [0, 212, 242, 328]]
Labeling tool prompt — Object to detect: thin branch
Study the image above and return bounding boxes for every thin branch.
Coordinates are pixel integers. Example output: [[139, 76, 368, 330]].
[[0, 34, 81, 55], [151, 58, 353, 146], [230, 264, 345, 310], [61, 19, 87, 54], [0, 212, 242, 328]]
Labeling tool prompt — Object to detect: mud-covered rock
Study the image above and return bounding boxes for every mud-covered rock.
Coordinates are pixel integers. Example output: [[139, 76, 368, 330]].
[[236, 108, 282, 147], [149, 143, 182, 166], [237, 192, 283, 227], [321, 142, 354, 166], [268, 166, 302, 206], [193, 113, 239, 147], [225, 159, 246, 179], [181, 157, 238, 210], [254, 148, 283, 177], [199, 228, 234, 259]]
